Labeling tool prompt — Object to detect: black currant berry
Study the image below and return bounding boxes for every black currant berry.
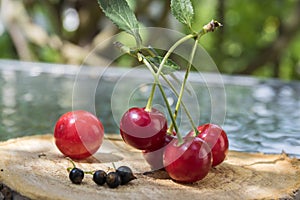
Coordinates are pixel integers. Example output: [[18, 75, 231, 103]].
[[69, 168, 84, 184], [116, 166, 137, 185], [93, 170, 107, 185], [106, 172, 121, 188]]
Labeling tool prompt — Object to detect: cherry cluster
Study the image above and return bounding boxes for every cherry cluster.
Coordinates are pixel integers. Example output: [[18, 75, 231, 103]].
[[116, 18, 228, 183], [121, 109, 229, 183], [52, 13, 228, 184]]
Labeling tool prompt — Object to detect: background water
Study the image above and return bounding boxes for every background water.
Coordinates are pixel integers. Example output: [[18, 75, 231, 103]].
[[0, 60, 299, 158]]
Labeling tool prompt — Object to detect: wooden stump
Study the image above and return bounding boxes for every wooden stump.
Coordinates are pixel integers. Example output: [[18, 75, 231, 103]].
[[0, 134, 299, 200]]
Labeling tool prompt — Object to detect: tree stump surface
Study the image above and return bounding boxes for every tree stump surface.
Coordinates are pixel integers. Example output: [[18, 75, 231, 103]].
[[0, 134, 299, 200]]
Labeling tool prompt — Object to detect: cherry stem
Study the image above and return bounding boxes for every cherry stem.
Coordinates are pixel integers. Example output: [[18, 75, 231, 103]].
[[67, 167, 72, 172], [145, 83, 156, 112], [146, 34, 196, 143], [168, 38, 200, 135], [66, 157, 76, 172], [147, 59, 195, 135], [66, 158, 95, 174], [117, 20, 222, 143], [144, 34, 194, 112], [141, 55, 181, 142], [167, 20, 223, 135], [155, 34, 194, 78], [157, 83, 182, 141], [144, 34, 201, 143]]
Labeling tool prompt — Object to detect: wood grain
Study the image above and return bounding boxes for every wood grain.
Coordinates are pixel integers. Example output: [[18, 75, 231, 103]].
[[0, 134, 299, 200]]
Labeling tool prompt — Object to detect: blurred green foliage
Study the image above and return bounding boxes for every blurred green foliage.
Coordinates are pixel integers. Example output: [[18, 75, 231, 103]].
[[0, 0, 299, 80]]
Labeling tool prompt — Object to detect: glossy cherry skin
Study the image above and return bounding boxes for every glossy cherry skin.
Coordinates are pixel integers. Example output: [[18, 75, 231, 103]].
[[142, 134, 175, 170], [120, 107, 167, 151], [163, 136, 212, 183], [54, 110, 104, 159], [189, 123, 229, 167]]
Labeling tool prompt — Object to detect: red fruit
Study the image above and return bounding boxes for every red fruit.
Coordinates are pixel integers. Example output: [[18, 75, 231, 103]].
[[163, 136, 212, 183], [120, 107, 167, 151], [191, 123, 229, 167], [142, 134, 175, 170], [54, 110, 104, 159]]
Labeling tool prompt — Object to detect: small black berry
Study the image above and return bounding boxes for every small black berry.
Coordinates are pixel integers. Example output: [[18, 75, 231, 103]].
[[116, 166, 137, 185], [69, 168, 84, 184], [106, 172, 121, 188], [93, 170, 107, 185]]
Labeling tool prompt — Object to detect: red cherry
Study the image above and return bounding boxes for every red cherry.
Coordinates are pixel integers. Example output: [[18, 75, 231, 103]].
[[191, 123, 229, 167], [120, 107, 167, 151], [54, 110, 104, 159], [163, 136, 212, 183], [142, 134, 175, 170]]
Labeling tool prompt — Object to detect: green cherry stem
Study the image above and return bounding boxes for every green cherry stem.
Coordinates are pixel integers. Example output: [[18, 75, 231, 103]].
[[141, 55, 181, 142], [113, 42, 183, 114], [66, 159, 92, 175], [155, 34, 194, 78], [84, 171, 94, 175], [147, 59, 196, 135], [66, 157, 76, 172], [145, 34, 194, 113], [141, 52, 157, 112], [168, 38, 199, 135], [147, 34, 195, 143], [168, 20, 223, 136], [143, 34, 196, 144], [145, 83, 156, 112]]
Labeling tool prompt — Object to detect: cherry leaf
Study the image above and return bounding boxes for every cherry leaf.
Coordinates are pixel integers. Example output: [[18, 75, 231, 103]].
[[171, 0, 194, 27], [148, 56, 180, 75], [98, 0, 142, 45]]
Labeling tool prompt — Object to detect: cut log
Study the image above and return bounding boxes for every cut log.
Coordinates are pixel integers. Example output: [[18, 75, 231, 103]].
[[0, 134, 299, 200]]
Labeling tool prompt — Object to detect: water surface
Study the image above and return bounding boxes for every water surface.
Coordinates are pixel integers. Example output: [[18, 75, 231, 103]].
[[0, 60, 299, 157]]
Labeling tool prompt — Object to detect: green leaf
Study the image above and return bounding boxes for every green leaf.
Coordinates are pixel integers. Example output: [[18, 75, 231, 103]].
[[148, 56, 180, 75], [171, 0, 194, 27], [98, 0, 142, 46]]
